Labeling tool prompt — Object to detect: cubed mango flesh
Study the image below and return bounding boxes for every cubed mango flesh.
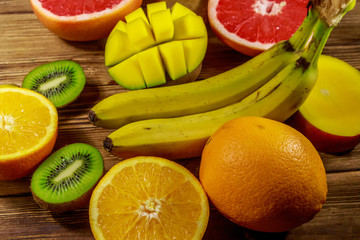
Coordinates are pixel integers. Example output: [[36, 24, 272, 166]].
[[173, 14, 207, 40], [182, 37, 208, 73], [105, 30, 137, 67], [171, 2, 196, 21], [108, 55, 146, 90], [138, 47, 166, 87], [126, 18, 155, 52], [159, 41, 187, 81], [147, 1, 167, 22], [151, 9, 174, 43], [125, 7, 149, 25], [105, 1, 208, 90]]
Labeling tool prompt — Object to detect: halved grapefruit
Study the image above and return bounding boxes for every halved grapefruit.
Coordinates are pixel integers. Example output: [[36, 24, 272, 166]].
[[208, 0, 309, 56], [30, 0, 143, 41]]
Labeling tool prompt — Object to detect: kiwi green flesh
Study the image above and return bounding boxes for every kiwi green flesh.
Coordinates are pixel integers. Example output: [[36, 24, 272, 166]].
[[31, 143, 104, 206], [22, 60, 86, 108]]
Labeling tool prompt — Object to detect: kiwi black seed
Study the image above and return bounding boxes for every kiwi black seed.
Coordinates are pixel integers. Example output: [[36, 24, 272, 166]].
[[22, 60, 86, 108], [30, 143, 104, 213]]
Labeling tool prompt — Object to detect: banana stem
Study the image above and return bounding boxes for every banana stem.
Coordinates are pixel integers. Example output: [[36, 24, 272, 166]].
[[301, 19, 333, 66], [311, 21, 333, 66], [288, 6, 319, 51]]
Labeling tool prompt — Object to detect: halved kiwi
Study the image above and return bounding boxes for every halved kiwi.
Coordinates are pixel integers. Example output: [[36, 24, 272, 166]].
[[31, 143, 104, 213], [22, 60, 86, 108]]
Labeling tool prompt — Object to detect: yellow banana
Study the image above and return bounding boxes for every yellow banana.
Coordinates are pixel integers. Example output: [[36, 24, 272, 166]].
[[102, 18, 334, 160], [89, 12, 319, 129], [103, 61, 317, 160]]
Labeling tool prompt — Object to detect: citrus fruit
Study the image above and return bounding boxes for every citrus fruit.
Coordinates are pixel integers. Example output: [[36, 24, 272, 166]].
[[29, 0, 143, 41], [0, 87, 58, 180], [199, 116, 327, 232], [208, 0, 309, 56], [89, 156, 209, 240]]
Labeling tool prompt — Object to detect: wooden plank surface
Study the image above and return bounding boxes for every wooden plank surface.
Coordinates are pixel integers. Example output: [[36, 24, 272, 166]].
[[1, 0, 360, 239]]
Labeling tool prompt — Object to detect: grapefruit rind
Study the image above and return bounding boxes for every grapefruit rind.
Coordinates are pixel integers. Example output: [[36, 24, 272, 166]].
[[29, 0, 143, 41], [105, 2, 208, 89]]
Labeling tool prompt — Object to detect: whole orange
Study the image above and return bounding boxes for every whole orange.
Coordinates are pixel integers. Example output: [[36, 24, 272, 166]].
[[199, 116, 327, 232]]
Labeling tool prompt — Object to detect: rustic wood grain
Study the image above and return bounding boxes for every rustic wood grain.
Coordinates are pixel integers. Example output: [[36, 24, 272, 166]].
[[0, 0, 359, 239]]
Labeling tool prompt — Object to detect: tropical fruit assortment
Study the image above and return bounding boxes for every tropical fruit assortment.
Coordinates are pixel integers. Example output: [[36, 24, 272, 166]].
[[90, 0, 357, 160], [1, 0, 359, 239], [105, 2, 208, 89]]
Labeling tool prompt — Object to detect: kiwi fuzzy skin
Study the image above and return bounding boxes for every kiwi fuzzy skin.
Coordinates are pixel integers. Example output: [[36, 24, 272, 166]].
[[31, 171, 104, 213]]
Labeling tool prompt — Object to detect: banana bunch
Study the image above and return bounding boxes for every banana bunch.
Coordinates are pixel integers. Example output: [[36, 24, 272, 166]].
[[89, 0, 356, 160]]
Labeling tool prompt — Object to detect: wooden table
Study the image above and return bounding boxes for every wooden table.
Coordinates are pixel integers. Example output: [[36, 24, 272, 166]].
[[1, 0, 359, 239]]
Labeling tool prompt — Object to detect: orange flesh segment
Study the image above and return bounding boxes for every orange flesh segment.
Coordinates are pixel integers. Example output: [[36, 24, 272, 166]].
[[300, 55, 360, 136], [0, 91, 52, 155], [91, 159, 208, 239]]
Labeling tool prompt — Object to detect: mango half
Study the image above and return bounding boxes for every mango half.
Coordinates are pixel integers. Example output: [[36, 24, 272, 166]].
[[105, 1, 208, 90]]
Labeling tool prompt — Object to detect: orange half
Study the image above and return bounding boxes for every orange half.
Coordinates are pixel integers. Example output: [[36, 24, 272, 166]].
[[89, 156, 209, 240], [0, 87, 58, 180]]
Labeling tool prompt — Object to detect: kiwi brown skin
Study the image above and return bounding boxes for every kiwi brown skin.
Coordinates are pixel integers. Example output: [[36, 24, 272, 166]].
[[31, 171, 104, 213]]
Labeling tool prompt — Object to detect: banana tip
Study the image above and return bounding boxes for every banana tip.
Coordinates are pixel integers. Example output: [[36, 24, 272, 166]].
[[88, 110, 97, 123], [103, 137, 113, 152]]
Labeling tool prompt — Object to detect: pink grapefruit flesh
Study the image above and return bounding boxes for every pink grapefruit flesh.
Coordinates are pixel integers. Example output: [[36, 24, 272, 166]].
[[30, 0, 143, 41], [208, 0, 308, 56]]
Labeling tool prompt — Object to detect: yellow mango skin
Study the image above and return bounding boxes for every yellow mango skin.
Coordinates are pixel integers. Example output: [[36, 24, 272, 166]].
[[108, 55, 146, 90], [105, 1, 207, 90], [138, 47, 166, 87], [159, 41, 187, 81]]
